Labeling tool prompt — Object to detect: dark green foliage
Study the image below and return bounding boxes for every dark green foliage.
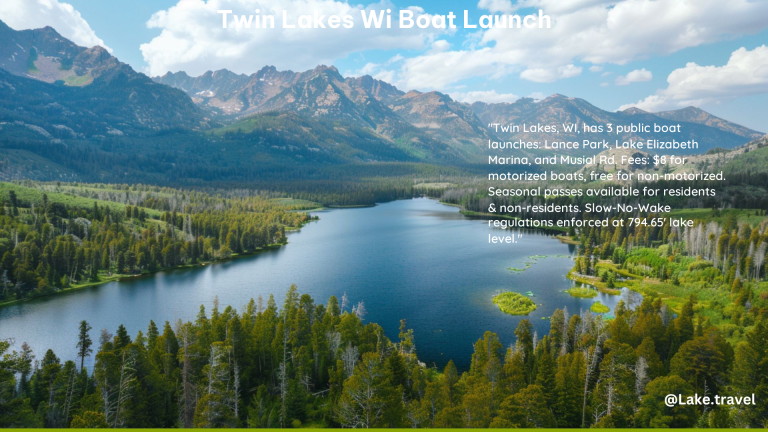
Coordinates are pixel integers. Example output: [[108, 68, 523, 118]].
[[0, 182, 307, 303], [1, 283, 766, 427]]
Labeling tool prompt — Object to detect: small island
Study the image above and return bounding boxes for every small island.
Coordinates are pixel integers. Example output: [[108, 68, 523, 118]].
[[492, 292, 537, 315], [565, 285, 598, 298], [590, 301, 610, 314]]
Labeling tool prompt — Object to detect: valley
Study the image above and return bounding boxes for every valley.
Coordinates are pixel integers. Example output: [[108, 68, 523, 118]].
[[1, 16, 768, 429]]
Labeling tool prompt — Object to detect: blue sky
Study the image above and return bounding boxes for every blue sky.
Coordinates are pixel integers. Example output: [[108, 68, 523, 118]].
[[2, 0, 767, 131]]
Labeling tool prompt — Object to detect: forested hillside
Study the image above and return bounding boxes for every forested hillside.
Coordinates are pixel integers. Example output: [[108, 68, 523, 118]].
[[1, 208, 767, 428], [0, 182, 309, 304], [0, 20, 207, 135]]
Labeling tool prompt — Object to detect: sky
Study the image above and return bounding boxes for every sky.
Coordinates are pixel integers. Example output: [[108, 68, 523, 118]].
[[0, 0, 767, 131]]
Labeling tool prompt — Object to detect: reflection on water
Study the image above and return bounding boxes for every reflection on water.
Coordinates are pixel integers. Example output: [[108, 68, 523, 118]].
[[0, 198, 637, 371]]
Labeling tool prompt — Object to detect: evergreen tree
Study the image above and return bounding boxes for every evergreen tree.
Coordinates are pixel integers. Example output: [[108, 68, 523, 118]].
[[76, 320, 93, 372]]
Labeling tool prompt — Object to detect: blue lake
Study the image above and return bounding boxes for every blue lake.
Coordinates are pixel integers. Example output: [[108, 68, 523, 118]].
[[0, 198, 639, 370]]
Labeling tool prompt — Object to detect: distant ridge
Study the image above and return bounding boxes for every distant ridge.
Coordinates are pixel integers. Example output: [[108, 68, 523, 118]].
[[0, 19, 207, 135], [650, 106, 762, 140], [155, 67, 762, 156], [0, 18, 763, 176]]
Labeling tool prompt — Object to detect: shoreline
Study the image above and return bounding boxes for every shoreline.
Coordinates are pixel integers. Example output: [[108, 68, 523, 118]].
[[0, 201, 380, 309], [0, 197, 543, 309], [0, 235, 301, 309], [437, 201, 647, 304], [435, 199, 634, 302], [0, 197, 629, 310]]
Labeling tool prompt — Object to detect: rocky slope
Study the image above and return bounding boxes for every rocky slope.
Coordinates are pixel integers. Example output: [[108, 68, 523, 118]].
[[0, 19, 208, 135], [156, 65, 763, 156], [471, 94, 762, 154]]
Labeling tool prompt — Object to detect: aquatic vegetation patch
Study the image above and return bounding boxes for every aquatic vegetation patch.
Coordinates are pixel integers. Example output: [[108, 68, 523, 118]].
[[590, 301, 610, 314], [510, 254, 572, 272], [492, 292, 537, 315], [507, 262, 532, 272], [529, 254, 571, 260], [565, 285, 598, 298]]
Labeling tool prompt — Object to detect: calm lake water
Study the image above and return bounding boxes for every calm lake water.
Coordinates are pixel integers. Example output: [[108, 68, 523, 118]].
[[0, 198, 638, 371]]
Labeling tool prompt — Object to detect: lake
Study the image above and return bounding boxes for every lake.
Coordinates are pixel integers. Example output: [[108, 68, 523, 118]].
[[0, 198, 639, 371]]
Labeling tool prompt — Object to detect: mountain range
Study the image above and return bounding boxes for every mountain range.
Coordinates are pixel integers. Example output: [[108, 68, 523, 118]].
[[155, 66, 763, 157], [0, 20, 208, 136], [0, 19, 764, 185]]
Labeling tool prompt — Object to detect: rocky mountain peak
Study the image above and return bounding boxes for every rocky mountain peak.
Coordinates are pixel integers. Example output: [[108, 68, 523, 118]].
[[621, 107, 649, 115], [309, 64, 343, 81], [0, 20, 208, 135]]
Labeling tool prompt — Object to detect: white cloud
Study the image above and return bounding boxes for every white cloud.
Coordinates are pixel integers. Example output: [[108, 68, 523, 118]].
[[615, 68, 652, 85], [355, 63, 380, 76], [387, 54, 405, 65], [378, 0, 768, 90], [140, 0, 447, 76], [451, 90, 519, 103], [346, 53, 404, 81], [0, 0, 110, 51], [482, 0, 768, 66], [528, 91, 545, 101], [461, 30, 484, 50], [619, 45, 768, 112], [589, 65, 603, 73], [392, 47, 500, 89], [429, 40, 451, 53], [506, 0, 614, 15], [520, 64, 582, 83], [477, 0, 515, 13], [479, 0, 614, 15]]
